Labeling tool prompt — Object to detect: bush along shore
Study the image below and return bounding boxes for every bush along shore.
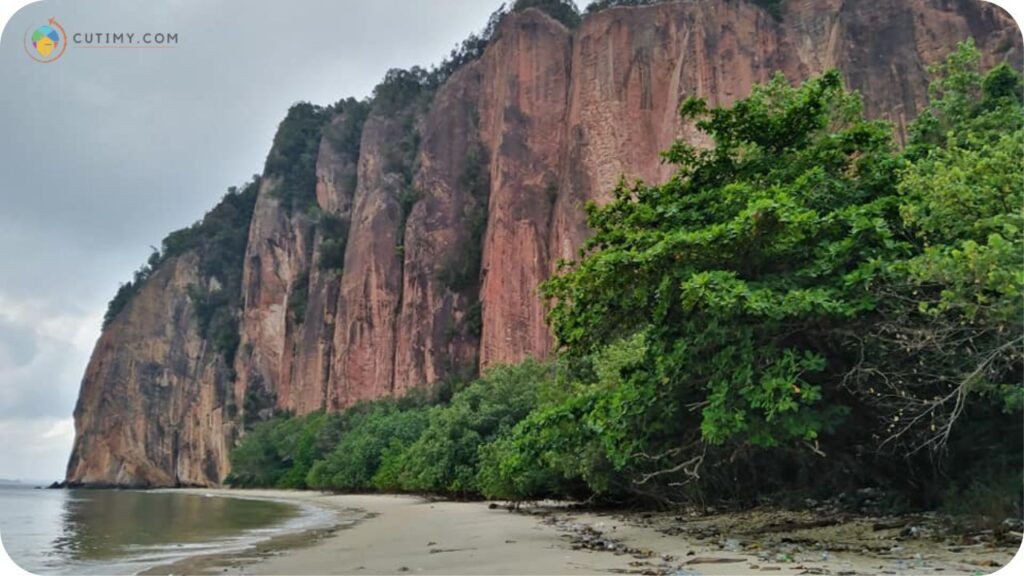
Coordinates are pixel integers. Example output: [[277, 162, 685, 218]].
[[227, 42, 1023, 536]]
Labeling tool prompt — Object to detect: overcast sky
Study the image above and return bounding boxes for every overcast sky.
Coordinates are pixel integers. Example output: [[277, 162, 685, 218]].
[[0, 0, 509, 482]]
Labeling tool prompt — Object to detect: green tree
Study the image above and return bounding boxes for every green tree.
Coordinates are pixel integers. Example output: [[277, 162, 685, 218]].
[[537, 44, 1021, 504], [843, 42, 1024, 456], [305, 402, 430, 491], [227, 411, 332, 489], [265, 103, 331, 213], [386, 360, 553, 494], [544, 70, 896, 456]]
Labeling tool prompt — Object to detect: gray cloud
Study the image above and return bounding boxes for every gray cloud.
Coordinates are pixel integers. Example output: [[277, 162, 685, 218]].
[[0, 321, 38, 368], [0, 0, 508, 481]]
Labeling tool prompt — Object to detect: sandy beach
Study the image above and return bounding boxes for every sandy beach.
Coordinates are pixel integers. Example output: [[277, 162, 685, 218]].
[[143, 489, 1021, 576]]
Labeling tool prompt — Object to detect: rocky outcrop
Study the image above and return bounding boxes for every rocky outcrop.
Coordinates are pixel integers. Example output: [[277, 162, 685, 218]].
[[233, 177, 314, 415], [394, 64, 487, 391], [66, 254, 236, 487], [67, 0, 1022, 486], [477, 8, 572, 369], [329, 106, 418, 407], [285, 113, 361, 413]]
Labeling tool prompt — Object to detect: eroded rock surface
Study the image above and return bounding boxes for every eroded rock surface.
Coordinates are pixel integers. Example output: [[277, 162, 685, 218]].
[[67, 0, 1022, 486]]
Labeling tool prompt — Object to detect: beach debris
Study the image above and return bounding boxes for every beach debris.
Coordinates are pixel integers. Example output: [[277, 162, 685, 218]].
[[684, 556, 746, 565], [965, 558, 1002, 568], [667, 569, 701, 576], [872, 518, 910, 531], [428, 547, 475, 554]]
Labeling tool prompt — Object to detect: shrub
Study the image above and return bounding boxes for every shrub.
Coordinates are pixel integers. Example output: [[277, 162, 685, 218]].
[[385, 360, 554, 495], [228, 411, 332, 489], [324, 98, 370, 159], [475, 335, 652, 501], [265, 103, 331, 214], [103, 180, 258, 381], [513, 0, 581, 28], [584, 0, 661, 16], [537, 43, 1022, 504], [287, 275, 309, 325], [306, 402, 430, 491]]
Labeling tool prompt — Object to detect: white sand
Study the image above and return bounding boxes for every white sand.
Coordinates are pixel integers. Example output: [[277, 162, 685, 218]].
[[154, 489, 1019, 576]]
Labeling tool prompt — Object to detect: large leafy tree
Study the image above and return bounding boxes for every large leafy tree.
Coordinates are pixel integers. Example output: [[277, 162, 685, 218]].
[[544, 69, 900, 450], [848, 44, 1023, 456], [541, 42, 1022, 494]]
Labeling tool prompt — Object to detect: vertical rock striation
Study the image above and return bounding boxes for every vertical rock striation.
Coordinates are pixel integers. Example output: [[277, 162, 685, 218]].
[[286, 112, 361, 413], [233, 176, 314, 415], [329, 93, 427, 407], [394, 63, 487, 391], [67, 254, 236, 487], [477, 8, 572, 369], [67, 0, 1022, 486]]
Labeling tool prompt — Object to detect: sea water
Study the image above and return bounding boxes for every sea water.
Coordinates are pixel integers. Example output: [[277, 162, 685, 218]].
[[0, 485, 329, 575]]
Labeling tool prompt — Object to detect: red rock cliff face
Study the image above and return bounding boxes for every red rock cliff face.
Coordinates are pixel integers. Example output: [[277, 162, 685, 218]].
[[394, 64, 487, 390], [234, 109, 363, 416], [67, 0, 1021, 486], [286, 113, 361, 413], [477, 9, 572, 369], [329, 108, 417, 407], [233, 177, 314, 415], [67, 254, 237, 487]]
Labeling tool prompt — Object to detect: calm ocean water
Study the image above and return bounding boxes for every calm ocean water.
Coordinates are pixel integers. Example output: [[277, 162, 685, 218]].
[[0, 486, 328, 575]]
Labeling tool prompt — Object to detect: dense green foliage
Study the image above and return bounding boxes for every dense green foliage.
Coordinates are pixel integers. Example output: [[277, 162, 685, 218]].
[[582, 0, 783, 20], [228, 411, 331, 488], [323, 98, 370, 160], [584, 0, 662, 15], [316, 210, 350, 272], [522, 41, 1022, 505], [383, 361, 553, 494], [229, 361, 554, 494], [307, 402, 431, 491], [512, 0, 581, 28], [229, 44, 1020, 520], [265, 103, 332, 214], [436, 126, 491, 293], [104, 180, 259, 377], [546, 68, 886, 449]]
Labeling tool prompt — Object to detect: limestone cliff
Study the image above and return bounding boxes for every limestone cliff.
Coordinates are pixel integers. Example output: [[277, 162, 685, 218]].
[[67, 0, 1021, 487], [66, 254, 237, 487]]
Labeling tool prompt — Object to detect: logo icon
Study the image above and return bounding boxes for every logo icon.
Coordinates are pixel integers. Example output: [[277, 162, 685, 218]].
[[24, 18, 67, 63]]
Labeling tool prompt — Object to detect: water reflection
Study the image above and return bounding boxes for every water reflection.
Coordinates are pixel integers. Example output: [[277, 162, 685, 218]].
[[51, 490, 296, 562]]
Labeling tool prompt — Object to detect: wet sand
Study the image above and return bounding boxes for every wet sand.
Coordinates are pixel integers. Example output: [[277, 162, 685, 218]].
[[147, 489, 1023, 576]]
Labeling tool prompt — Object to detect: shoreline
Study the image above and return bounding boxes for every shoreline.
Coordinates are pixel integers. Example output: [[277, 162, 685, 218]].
[[138, 489, 1021, 576], [139, 489, 368, 576]]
